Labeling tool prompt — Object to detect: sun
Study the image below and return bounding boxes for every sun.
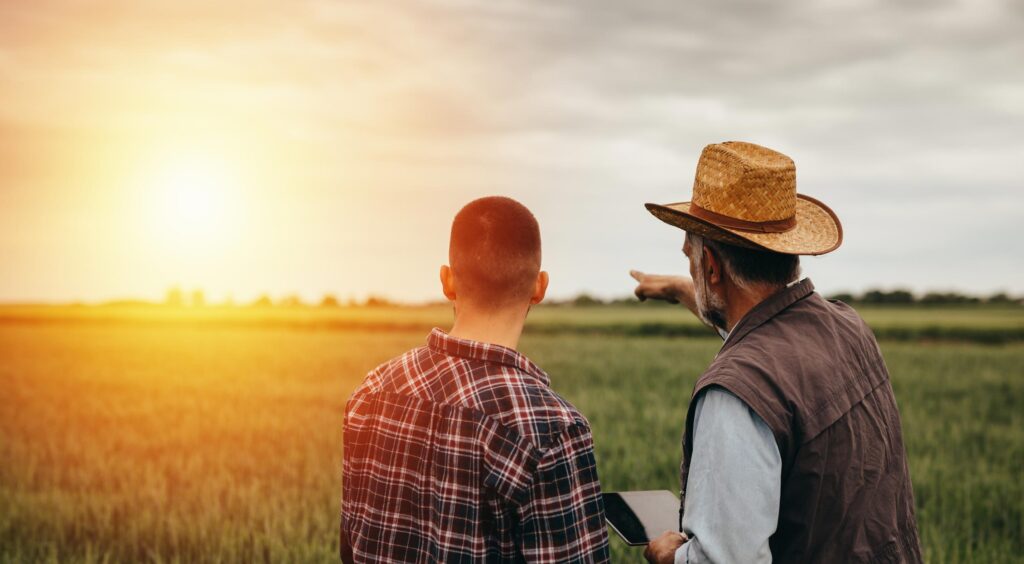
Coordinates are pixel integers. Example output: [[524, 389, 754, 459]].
[[158, 165, 224, 228], [147, 153, 240, 251]]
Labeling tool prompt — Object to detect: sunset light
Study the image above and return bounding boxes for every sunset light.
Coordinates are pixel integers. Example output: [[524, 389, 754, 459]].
[[146, 154, 240, 251], [0, 1, 1021, 563]]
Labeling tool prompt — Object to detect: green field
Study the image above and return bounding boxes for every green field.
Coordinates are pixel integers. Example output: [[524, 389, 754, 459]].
[[1, 306, 1022, 562]]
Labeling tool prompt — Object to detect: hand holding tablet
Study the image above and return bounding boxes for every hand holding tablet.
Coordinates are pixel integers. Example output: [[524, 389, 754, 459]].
[[602, 490, 681, 546]]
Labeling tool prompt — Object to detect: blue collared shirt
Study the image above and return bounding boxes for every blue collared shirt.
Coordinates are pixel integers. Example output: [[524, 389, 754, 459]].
[[674, 387, 781, 563]]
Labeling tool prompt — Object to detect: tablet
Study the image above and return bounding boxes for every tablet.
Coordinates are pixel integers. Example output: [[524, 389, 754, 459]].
[[603, 490, 680, 546]]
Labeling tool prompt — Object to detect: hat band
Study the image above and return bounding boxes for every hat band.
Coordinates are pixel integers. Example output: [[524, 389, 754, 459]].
[[689, 203, 797, 233]]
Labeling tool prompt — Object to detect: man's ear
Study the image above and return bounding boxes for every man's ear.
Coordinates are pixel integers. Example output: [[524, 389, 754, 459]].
[[440, 265, 457, 301], [529, 271, 549, 305], [703, 247, 722, 286]]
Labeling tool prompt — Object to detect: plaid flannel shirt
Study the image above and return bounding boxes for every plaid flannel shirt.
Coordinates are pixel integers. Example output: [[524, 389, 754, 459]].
[[341, 328, 609, 563]]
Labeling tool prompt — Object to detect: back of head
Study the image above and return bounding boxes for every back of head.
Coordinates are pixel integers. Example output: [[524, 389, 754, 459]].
[[689, 232, 801, 292], [449, 197, 542, 309]]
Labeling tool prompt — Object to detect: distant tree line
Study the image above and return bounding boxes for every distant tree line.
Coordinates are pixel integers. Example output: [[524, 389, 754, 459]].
[[246, 293, 396, 308], [159, 287, 1021, 309], [547, 290, 1022, 307], [825, 290, 1021, 306], [163, 287, 399, 309]]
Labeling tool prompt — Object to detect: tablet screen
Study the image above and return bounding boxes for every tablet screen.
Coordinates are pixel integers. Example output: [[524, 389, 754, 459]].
[[603, 490, 680, 546]]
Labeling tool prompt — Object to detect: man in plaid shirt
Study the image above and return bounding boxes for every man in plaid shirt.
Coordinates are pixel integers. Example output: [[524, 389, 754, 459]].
[[341, 197, 609, 563]]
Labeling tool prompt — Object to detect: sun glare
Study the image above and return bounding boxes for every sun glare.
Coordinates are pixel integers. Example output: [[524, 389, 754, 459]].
[[147, 154, 240, 251], [160, 167, 222, 226]]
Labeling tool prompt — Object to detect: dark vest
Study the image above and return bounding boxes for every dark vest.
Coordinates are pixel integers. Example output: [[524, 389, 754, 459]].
[[681, 279, 923, 563]]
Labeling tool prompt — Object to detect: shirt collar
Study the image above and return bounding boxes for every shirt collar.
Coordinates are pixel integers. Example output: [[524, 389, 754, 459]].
[[427, 328, 551, 387], [718, 278, 805, 345], [719, 278, 816, 354]]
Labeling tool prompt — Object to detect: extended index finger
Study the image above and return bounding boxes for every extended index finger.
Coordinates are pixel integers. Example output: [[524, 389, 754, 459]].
[[629, 269, 645, 282]]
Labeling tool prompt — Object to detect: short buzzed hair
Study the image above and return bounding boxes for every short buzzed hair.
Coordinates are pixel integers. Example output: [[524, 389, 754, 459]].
[[449, 197, 541, 308]]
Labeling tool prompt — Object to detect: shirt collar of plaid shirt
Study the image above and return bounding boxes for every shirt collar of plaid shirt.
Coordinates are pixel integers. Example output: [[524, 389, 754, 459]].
[[427, 328, 551, 387]]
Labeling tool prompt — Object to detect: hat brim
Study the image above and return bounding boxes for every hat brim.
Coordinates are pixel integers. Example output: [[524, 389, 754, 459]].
[[644, 194, 843, 256]]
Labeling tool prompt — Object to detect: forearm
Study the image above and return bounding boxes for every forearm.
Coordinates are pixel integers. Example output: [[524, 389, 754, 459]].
[[630, 270, 701, 319], [670, 281, 700, 319]]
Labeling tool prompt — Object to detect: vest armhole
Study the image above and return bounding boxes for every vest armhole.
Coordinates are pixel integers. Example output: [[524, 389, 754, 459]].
[[694, 373, 789, 454]]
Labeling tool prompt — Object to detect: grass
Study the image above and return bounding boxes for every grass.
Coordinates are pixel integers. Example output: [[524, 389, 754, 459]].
[[0, 309, 1022, 562]]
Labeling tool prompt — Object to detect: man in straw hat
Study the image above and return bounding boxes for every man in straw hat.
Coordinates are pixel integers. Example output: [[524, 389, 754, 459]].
[[633, 142, 922, 563]]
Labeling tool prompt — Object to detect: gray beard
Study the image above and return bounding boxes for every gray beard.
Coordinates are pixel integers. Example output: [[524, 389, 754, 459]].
[[694, 272, 729, 337]]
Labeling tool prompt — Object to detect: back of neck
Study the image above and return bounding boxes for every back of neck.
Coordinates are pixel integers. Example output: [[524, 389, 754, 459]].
[[725, 284, 785, 332], [449, 306, 528, 350]]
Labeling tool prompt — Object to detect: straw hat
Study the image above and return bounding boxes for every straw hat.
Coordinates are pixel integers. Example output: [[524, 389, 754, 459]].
[[645, 141, 843, 255]]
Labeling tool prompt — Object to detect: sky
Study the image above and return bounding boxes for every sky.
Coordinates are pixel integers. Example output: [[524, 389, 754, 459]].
[[1, 0, 1022, 304]]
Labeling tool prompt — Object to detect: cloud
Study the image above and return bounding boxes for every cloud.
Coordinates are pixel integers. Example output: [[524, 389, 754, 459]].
[[0, 0, 1021, 300]]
